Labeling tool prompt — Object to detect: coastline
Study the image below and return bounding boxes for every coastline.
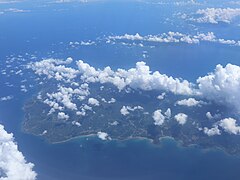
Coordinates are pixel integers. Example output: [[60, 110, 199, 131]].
[[32, 132, 240, 157], [51, 134, 154, 145]]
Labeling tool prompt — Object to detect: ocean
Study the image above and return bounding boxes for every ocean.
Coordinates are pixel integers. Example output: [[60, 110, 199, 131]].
[[0, 1, 240, 179]]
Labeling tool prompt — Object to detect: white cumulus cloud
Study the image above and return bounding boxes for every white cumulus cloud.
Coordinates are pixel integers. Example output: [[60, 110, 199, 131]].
[[120, 105, 143, 116], [152, 109, 165, 126], [194, 8, 240, 24], [0, 96, 13, 101], [176, 98, 203, 107], [58, 112, 69, 120], [204, 126, 221, 136], [164, 108, 172, 119], [88, 98, 100, 106], [77, 60, 193, 95], [197, 64, 240, 112], [108, 32, 240, 47], [174, 113, 188, 125], [97, 132, 110, 140], [0, 124, 37, 180], [219, 118, 240, 135], [29, 58, 240, 115], [28, 58, 79, 82]]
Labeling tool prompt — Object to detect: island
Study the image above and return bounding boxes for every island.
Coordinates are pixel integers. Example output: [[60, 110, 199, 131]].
[[22, 82, 240, 155]]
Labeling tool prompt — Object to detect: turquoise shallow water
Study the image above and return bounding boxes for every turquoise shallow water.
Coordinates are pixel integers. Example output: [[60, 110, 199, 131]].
[[1, 1, 240, 179]]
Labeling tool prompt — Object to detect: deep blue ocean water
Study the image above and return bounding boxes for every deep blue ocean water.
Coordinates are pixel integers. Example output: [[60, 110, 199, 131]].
[[1, 1, 240, 179]]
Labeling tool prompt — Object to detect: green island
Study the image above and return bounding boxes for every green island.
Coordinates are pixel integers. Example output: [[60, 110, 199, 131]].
[[22, 82, 240, 155]]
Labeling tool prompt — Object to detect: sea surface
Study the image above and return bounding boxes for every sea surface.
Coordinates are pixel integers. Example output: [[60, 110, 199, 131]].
[[0, 1, 240, 179]]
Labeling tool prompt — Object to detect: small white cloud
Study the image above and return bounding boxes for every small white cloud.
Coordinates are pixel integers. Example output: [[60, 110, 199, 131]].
[[88, 98, 100, 106], [41, 130, 48, 136], [72, 121, 81, 127], [109, 121, 119, 126], [4, 8, 30, 13], [174, 113, 188, 125], [83, 104, 92, 111], [164, 108, 171, 119], [176, 98, 202, 107], [20, 85, 27, 92], [97, 132, 110, 140], [120, 106, 130, 116], [58, 112, 69, 120], [120, 105, 143, 116], [80, 40, 95, 46], [206, 112, 213, 120], [102, 97, 116, 104], [0, 0, 23, 4], [0, 95, 13, 101], [204, 126, 221, 136], [76, 110, 86, 116], [108, 98, 116, 103], [157, 92, 166, 100], [152, 109, 165, 126]]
